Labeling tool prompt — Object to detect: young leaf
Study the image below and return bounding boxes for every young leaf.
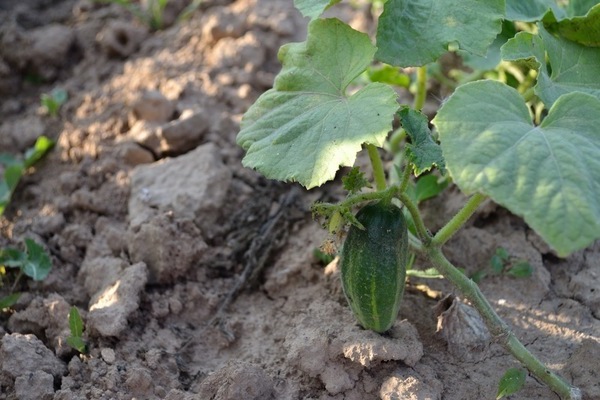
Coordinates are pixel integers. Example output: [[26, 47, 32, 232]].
[[0, 247, 27, 268], [490, 254, 505, 274], [414, 175, 448, 203], [543, 4, 600, 47], [502, 26, 600, 107], [507, 261, 534, 278], [399, 107, 446, 176], [237, 19, 398, 189], [22, 239, 52, 281], [69, 306, 84, 337], [376, 0, 504, 67], [495, 247, 510, 261], [294, 0, 341, 20], [66, 336, 86, 354], [496, 367, 526, 399], [24, 136, 55, 169], [434, 80, 600, 257], [342, 167, 370, 194], [0, 293, 21, 310]]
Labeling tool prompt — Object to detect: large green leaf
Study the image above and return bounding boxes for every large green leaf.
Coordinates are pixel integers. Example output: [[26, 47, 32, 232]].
[[501, 25, 600, 106], [294, 0, 341, 19], [376, 0, 504, 67], [237, 19, 398, 189], [506, 0, 565, 21], [433, 80, 600, 257], [543, 4, 600, 47], [567, 0, 600, 16]]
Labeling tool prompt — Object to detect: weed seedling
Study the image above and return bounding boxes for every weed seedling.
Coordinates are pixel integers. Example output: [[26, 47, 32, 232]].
[[40, 88, 68, 117], [66, 306, 87, 354]]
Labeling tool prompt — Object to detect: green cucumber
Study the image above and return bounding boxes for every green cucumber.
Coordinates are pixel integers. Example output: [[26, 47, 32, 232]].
[[340, 201, 408, 333]]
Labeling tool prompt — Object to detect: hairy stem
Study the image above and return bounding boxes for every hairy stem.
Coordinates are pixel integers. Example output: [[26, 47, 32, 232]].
[[395, 192, 580, 399], [398, 160, 412, 195], [432, 193, 487, 246], [426, 247, 580, 400], [367, 144, 387, 191], [413, 66, 428, 111]]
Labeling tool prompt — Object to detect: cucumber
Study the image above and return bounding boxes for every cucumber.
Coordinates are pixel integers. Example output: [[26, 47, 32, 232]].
[[340, 201, 408, 333]]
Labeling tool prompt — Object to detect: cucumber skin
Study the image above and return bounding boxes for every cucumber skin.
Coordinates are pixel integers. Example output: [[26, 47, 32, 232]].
[[340, 201, 408, 333]]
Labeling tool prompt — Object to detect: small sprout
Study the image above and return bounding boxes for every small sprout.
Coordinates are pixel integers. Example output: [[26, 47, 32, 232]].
[[66, 306, 87, 354], [40, 88, 68, 117], [506, 261, 533, 279], [0, 238, 52, 281], [496, 367, 526, 399], [0, 293, 21, 311], [313, 246, 336, 266], [474, 247, 534, 281], [342, 167, 370, 194]]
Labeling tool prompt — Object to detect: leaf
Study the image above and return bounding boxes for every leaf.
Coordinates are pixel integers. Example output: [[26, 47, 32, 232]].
[[496, 247, 510, 261], [433, 80, 600, 257], [496, 367, 526, 399], [501, 26, 600, 107], [24, 136, 55, 169], [567, 0, 600, 17], [459, 21, 517, 71], [376, 0, 504, 67], [237, 19, 398, 189], [0, 248, 27, 268], [22, 238, 52, 281], [399, 107, 446, 176], [507, 261, 534, 278], [0, 293, 21, 310], [414, 174, 448, 203], [543, 4, 600, 47], [368, 64, 410, 87], [342, 167, 370, 194], [506, 0, 565, 21], [69, 306, 84, 337], [66, 336, 86, 353], [490, 254, 505, 274], [293, 0, 341, 19], [0, 153, 21, 167]]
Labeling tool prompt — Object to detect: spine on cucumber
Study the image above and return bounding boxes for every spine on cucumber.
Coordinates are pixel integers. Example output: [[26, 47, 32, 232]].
[[340, 201, 408, 333]]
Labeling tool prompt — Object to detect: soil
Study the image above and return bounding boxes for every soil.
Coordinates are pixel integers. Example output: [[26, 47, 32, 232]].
[[0, 1, 599, 399]]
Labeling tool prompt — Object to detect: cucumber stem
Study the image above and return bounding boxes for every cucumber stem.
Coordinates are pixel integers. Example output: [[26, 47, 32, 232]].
[[413, 65, 428, 111], [367, 144, 387, 191], [426, 247, 580, 400], [432, 192, 487, 246], [398, 192, 581, 400]]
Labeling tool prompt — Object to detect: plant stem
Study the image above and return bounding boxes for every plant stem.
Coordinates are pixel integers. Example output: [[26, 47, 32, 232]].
[[398, 159, 412, 194], [388, 128, 406, 154], [396, 193, 580, 399], [432, 193, 487, 246], [397, 192, 431, 245], [367, 144, 387, 191], [426, 247, 580, 400], [413, 65, 428, 111]]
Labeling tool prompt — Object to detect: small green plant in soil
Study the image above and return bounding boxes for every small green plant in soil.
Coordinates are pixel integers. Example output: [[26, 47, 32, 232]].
[[0, 135, 55, 216], [471, 247, 534, 283], [94, 0, 203, 30], [66, 306, 87, 354], [0, 238, 53, 309], [40, 88, 68, 117], [237, 1, 600, 398]]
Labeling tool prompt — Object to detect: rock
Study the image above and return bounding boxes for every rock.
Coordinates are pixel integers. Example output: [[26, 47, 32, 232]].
[[97, 20, 147, 58], [196, 362, 275, 400], [158, 109, 209, 154], [1, 333, 66, 379], [27, 24, 74, 80], [127, 213, 207, 284], [128, 143, 232, 233], [380, 365, 444, 400], [87, 262, 148, 337], [118, 141, 156, 165], [79, 256, 129, 296], [14, 370, 55, 400], [7, 294, 73, 357], [131, 90, 174, 123]]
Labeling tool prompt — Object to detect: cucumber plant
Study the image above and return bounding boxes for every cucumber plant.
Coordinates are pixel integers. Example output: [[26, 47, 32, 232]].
[[237, 1, 600, 398]]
